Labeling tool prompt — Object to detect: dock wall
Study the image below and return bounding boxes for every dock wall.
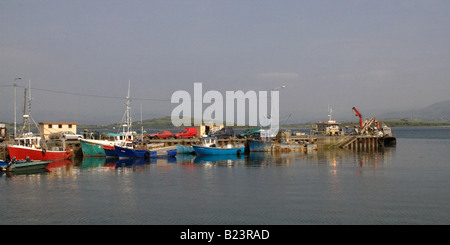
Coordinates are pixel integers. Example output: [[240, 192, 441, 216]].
[[1, 135, 388, 160], [315, 135, 383, 151]]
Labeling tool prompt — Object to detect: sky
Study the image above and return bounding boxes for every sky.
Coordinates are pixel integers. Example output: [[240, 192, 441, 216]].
[[1, 0, 449, 125]]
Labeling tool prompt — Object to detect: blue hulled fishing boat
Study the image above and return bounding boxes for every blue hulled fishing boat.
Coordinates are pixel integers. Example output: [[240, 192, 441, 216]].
[[115, 144, 177, 159], [192, 137, 244, 155]]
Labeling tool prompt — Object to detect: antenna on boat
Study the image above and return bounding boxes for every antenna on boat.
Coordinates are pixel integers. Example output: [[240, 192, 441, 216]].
[[140, 103, 144, 141], [118, 80, 132, 136], [18, 80, 45, 145], [328, 105, 333, 122]]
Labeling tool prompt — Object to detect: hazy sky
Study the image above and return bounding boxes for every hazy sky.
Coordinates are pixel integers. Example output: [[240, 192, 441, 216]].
[[1, 0, 449, 125]]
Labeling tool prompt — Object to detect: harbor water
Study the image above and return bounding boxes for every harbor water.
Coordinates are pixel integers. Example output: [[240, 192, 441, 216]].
[[0, 127, 449, 225]]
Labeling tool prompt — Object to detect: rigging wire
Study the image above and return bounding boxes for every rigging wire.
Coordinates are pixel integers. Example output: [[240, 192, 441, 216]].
[[1, 84, 171, 101]]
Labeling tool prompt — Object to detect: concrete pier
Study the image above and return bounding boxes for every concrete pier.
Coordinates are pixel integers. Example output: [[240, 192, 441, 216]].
[[1, 134, 392, 161], [315, 135, 387, 152]]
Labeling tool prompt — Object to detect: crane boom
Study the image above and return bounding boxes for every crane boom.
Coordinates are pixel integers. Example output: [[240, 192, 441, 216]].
[[352, 107, 363, 129]]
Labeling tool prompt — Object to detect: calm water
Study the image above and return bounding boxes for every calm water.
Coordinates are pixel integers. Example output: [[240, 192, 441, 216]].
[[1, 127, 449, 225]]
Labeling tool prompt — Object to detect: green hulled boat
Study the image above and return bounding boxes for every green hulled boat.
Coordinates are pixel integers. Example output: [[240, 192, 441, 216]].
[[1, 159, 51, 173], [80, 139, 107, 157]]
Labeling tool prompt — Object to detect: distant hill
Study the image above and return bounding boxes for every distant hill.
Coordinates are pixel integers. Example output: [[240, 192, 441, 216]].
[[377, 100, 450, 122]]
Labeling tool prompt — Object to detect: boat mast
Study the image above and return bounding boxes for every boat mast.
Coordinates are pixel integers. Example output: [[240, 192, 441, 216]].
[[19, 80, 35, 136], [18, 80, 47, 147], [328, 105, 332, 122], [119, 80, 132, 137], [140, 104, 144, 141]]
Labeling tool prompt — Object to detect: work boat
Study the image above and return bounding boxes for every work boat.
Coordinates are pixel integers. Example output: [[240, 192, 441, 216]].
[[115, 141, 176, 159], [7, 84, 73, 161], [8, 132, 73, 161], [80, 132, 134, 157], [80, 81, 134, 157]]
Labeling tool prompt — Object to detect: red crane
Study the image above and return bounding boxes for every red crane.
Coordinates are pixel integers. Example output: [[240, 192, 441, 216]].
[[352, 107, 363, 129]]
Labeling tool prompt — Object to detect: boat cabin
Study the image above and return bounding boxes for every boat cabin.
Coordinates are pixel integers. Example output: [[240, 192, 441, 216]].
[[104, 132, 133, 142], [311, 120, 341, 136], [14, 133, 42, 149], [200, 137, 218, 147]]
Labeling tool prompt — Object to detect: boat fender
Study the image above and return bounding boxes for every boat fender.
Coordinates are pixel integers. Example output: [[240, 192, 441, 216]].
[[42, 148, 46, 155], [144, 151, 150, 159], [237, 149, 241, 156]]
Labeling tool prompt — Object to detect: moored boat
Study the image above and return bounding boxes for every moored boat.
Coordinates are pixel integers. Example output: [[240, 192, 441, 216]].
[[192, 145, 244, 155], [175, 144, 195, 154], [192, 137, 245, 155], [8, 144, 73, 161], [115, 143, 177, 159], [103, 144, 118, 157], [80, 139, 107, 157], [7, 83, 73, 161], [8, 132, 73, 161], [81, 82, 136, 158], [81, 131, 135, 157], [1, 157, 51, 173]]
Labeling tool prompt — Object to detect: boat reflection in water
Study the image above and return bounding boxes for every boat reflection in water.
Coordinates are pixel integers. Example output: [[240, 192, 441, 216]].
[[46, 159, 73, 170], [193, 154, 245, 166], [80, 157, 109, 169], [115, 158, 149, 169]]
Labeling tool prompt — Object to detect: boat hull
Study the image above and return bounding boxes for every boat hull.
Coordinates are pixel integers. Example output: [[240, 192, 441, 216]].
[[115, 145, 177, 159], [175, 144, 195, 154], [7, 145, 73, 161], [193, 145, 245, 155], [103, 145, 118, 158], [1, 160, 51, 172], [80, 140, 106, 157]]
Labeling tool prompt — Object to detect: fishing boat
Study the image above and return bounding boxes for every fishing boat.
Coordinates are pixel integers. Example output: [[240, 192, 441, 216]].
[[1, 157, 51, 173], [8, 143, 73, 161], [81, 133, 134, 157], [192, 137, 245, 155], [103, 144, 118, 157], [115, 142, 176, 159], [7, 83, 74, 161], [8, 126, 74, 161], [81, 82, 135, 157], [80, 139, 108, 157]]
